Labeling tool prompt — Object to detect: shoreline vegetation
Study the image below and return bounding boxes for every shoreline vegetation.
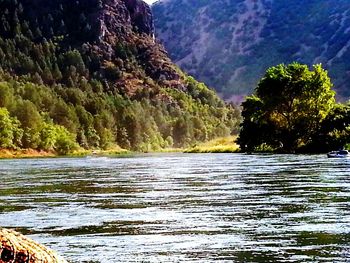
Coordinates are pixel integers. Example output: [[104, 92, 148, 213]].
[[184, 136, 239, 153], [0, 147, 129, 159], [0, 136, 239, 159], [2, 133, 349, 159]]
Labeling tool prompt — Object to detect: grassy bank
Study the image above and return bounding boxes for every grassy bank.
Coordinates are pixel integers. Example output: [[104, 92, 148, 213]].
[[0, 149, 56, 159], [0, 137, 240, 159], [184, 136, 239, 153], [0, 146, 129, 159]]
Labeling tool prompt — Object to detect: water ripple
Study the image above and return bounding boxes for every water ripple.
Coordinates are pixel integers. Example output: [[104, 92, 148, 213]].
[[0, 154, 349, 262]]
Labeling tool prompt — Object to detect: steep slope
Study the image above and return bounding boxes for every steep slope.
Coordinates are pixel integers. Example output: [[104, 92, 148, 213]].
[[153, 0, 350, 100], [0, 0, 180, 93], [0, 0, 239, 153]]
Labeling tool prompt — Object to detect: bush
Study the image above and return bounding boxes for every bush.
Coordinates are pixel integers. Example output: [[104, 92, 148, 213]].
[[54, 126, 78, 155]]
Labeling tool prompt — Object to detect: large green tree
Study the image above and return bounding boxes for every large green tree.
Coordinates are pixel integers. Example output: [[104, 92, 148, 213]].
[[238, 63, 335, 153]]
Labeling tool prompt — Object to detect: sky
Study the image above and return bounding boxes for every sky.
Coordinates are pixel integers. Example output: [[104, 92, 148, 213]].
[[144, 0, 158, 5]]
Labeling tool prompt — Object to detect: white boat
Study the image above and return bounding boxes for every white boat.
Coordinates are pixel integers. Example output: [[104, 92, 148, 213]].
[[327, 150, 349, 158]]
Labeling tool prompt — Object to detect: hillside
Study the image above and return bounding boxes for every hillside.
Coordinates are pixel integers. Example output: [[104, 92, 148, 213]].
[[0, 0, 239, 153], [152, 0, 350, 100]]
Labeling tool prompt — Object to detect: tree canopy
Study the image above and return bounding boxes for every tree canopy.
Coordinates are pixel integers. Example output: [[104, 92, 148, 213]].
[[238, 63, 338, 153]]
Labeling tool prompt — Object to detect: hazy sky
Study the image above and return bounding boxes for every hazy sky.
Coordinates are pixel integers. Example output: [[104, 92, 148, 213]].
[[144, 0, 158, 5]]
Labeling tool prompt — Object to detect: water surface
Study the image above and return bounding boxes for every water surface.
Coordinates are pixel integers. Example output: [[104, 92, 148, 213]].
[[0, 154, 349, 262]]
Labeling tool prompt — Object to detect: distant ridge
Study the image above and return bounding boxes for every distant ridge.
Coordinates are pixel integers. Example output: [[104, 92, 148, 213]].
[[153, 0, 350, 100]]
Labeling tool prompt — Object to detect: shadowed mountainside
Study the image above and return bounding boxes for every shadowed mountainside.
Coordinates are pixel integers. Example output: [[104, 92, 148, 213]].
[[153, 0, 350, 100]]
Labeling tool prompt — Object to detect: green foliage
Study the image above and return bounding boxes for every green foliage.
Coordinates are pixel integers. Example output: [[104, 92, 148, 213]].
[[0, 0, 241, 154], [306, 103, 350, 152], [54, 126, 78, 155], [0, 108, 23, 149], [0, 82, 14, 108], [238, 63, 336, 153], [0, 72, 239, 153], [39, 122, 59, 150]]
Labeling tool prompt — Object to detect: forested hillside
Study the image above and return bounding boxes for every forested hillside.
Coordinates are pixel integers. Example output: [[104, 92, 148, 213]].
[[0, 0, 240, 154], [153, 0, 350, 100]]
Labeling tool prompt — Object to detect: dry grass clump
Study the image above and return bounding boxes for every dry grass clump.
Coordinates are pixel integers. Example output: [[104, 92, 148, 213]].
[[184, 136, 239, 153]]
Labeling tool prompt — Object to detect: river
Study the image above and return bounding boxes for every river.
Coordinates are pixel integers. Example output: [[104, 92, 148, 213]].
[[0, 153, 349, 262]]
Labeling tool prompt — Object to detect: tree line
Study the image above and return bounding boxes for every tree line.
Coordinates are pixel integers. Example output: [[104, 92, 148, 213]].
[[0, 72, 240, 154]]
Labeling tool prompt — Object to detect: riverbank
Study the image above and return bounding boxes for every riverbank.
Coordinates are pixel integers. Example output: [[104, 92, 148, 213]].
[[0, 149, 56, 159], [0, 147, 129, 159], [0, 137, 239, 159]]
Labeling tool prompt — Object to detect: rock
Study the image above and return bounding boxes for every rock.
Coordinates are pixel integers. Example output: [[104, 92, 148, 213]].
[[21, 0, 154, 41], [124, 0, 155, 36], [0, 228, 67, 263], [94, 0, 153, 41]]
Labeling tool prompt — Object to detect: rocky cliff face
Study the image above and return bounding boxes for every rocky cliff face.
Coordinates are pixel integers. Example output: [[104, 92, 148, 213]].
[[124, 0, 155, 35], [20, 0, 154, 39], [93, 0, 155, 41], [0, 0, 180, 93], [153, 0, 350, 100]]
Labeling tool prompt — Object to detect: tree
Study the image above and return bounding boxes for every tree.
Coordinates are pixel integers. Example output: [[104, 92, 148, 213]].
[[14, 100, 43, 148], [54, 126, 78, 155], [238, 63, 335, 153], [0, 82, 14, 108], [0, 107, 23, 149], [39, 122, 57, 150]]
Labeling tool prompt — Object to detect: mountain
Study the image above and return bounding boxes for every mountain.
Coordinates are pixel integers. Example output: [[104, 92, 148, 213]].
[[0, 0, 239, 153], [152, 0, 350, 100]]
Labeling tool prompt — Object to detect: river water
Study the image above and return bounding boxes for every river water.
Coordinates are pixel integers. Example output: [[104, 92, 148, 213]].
[[0, 153, 349, 262]]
